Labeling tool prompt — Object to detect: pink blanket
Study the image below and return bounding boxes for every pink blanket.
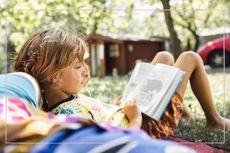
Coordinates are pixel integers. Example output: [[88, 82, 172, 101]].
[[168, 136, 230, 153]]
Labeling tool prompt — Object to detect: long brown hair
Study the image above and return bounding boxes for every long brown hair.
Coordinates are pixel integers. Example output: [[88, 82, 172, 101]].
[[13, 29, 89, 110]]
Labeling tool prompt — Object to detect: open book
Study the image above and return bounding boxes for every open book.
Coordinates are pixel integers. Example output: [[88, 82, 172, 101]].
[[76, 63, 185, 124], [120, 62, 186, 120]]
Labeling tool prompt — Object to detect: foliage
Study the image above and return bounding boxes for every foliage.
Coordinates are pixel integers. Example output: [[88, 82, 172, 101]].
[[0, 0, 114, 51], [1, 0, 229, 51], [171, 0, 226, 51], [141, 0, 230, 51], [1, 0, 230, 71]]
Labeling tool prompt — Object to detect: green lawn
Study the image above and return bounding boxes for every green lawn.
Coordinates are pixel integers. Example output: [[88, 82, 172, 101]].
[[82, 69, 230, 150]]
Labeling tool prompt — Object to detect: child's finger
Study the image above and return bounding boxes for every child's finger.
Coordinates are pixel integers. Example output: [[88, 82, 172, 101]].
[[114, 96, 122, 105], [132, 99, 138, 104], [126, 99, 138, 105]]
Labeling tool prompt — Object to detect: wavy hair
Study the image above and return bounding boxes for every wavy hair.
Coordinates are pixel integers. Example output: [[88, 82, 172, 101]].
[[13, 29, 89, 110]]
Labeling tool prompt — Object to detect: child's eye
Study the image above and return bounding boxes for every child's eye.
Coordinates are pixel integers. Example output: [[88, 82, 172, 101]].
[[75, 65, 81, 69]]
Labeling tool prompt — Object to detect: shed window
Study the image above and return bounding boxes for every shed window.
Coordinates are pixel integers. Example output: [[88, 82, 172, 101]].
[[109, 44, 119, 57]]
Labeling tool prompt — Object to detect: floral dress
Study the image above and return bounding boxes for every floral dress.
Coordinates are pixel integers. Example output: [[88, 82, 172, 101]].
[[50, 92, 183, 139]]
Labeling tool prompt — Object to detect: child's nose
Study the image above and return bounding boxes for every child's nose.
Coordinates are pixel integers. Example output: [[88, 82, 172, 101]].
[[82, 69, 89, 78], [84, 71, 88, 78]]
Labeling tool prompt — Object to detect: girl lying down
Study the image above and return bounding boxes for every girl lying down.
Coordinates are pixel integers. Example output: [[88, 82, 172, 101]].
[[12, 29, 230, 139]]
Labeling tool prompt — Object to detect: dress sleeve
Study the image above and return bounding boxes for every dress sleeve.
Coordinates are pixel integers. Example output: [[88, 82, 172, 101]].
[[0, 73, 39, 108]]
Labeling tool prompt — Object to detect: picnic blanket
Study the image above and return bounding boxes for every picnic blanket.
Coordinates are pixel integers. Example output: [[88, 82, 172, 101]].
[[168, 136, 230, 153], [0, 97, 195, 153]]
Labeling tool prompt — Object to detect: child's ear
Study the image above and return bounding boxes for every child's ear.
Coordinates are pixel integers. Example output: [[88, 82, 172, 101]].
[[49, 74, 58, 84], [55, 71, 64, 87], [49, 72, 62, 85]]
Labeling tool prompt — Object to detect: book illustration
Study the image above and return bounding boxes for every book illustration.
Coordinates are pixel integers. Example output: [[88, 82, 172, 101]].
[[126, 82, 138, 93], [136, 79, 163, 106], [120, 62, 185, 120], [130, 82, 137, 89]]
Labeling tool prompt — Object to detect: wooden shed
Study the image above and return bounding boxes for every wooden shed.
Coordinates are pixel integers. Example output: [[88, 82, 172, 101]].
[[86, 34, 167, 76]]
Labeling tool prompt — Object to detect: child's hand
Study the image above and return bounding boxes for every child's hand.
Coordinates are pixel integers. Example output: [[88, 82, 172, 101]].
[[113, 96, 122, 105], [124, 100, 142, 129]]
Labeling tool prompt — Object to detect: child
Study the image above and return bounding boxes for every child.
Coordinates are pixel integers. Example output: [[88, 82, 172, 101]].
[[13, 29, 230, 139]]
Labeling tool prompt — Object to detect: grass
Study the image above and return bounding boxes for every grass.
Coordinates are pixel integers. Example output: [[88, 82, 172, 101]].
[[82, 69, 230, 150]]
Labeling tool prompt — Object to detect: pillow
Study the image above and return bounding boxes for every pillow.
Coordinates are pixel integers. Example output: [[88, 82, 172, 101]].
[[0, 72, 40, 108]]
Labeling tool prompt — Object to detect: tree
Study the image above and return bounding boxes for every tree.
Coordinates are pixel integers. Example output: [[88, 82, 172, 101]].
[[172, 0, 219, 51], [0, 0, 115, 72], [161, 0, 181, 59]]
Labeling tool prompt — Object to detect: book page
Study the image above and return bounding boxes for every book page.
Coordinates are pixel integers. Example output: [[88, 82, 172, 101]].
[[135, 64, 179, 112], [147, 70, 185, 120], [121, 63, 179, 113], [120, 63, 154, 104]]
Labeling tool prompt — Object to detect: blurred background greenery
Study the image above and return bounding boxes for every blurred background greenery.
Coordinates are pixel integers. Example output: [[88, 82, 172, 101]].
[[1, 0, 230, 72]]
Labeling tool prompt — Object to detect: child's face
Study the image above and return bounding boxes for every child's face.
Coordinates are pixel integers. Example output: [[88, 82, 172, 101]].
[[58, 61, 89, 94]]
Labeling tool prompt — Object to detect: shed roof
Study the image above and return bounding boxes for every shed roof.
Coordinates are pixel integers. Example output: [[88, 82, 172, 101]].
[[86, 34, 166, 43]]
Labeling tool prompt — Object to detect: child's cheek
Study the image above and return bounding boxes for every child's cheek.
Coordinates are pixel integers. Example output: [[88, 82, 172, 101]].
[[71, 68, 82, 82]]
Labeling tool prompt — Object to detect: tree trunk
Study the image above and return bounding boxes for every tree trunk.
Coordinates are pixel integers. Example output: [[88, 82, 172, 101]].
[[192, 31, 200, 51], [161, 0, 181, 59]]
